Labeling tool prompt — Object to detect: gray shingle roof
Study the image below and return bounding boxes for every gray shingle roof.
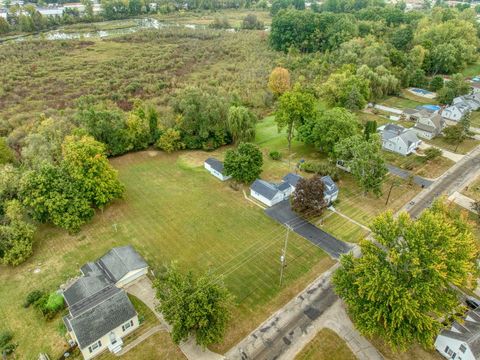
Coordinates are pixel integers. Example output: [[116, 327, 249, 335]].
[[96, 245, 148, 283], [65, 289, 136, 348], [251, 179, 280, 200], [283, 173, 302, 187], [63, 275, 112, 307], [205, 158, 225, 174], [439, 308, 480, 357], [381, 124, 419, 147], [321, 175, 338, 196]]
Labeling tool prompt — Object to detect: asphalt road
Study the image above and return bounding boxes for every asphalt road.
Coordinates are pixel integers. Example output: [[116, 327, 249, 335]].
[[252, 284, 338, 360], [265, 200, 352, 259], [406, 148, 480, 218]]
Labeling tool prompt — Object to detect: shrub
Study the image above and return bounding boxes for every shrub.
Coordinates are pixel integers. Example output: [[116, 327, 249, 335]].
[[269, 150, 281, 160], [45, 292, 64, 313], [0, 331, 13, 348], [24, 290, 45, 308], [299, 161, 340, 181], [424, 147, 442, 160], [0, 331, 16, 355]]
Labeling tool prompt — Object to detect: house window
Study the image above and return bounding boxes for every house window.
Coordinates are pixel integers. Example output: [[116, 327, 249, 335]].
[[88, 340, 102, 353], [122, 320, 134, 332], [445, 346, 450, 354], [459, 344, 466, 353]]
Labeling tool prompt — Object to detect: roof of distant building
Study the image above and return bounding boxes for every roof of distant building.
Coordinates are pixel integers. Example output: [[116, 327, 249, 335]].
[[205, 158, 225, 174]]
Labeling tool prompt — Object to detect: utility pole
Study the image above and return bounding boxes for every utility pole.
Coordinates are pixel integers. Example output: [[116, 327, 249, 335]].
[[279, 224, 292, 287]]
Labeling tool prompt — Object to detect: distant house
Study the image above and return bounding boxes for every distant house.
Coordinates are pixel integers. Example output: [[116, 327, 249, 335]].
[[441, 94, 480, 122], [63, 246, 148, 360], [442, 102, 471, 122], [204, 158, 231, 181], [250, 173, 339, 207], [250, 179, 293, 207], [378, 124, 421, 156], [434, 307, 480, 360], [409, 110, 445, 140], [321, 175, 339, 204]]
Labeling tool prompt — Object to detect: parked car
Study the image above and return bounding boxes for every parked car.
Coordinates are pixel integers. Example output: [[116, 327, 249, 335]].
[[466, 297, 480, 310]]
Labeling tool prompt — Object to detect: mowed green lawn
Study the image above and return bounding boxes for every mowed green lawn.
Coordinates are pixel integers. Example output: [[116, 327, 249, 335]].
[[0, 150, 332, 358]]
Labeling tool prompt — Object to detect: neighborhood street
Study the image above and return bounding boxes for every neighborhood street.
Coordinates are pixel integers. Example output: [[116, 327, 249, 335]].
[[403, 146, 480, 218]]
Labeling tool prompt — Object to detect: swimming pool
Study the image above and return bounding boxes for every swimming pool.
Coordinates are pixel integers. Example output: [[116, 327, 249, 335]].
[[421, 105, 441, 111], [411, 88, 434, 95]]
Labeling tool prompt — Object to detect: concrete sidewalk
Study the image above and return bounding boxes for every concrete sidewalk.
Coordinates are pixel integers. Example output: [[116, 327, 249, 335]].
[[419, 142, 464, 163], [448, 191, 477, 213]]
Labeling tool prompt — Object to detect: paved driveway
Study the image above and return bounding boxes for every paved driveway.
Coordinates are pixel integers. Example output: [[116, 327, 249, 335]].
[[265, 200, 352, 259], [387, 164, 434, 187]]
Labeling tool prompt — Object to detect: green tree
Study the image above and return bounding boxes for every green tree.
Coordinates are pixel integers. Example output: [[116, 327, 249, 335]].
[[0, 200, 36, 266], [241, 13, 264, 29], [156, 128, 184, 153], [436, 74, 471, 104], [321, 70, 370, 110], [444, 124, 467, 151], [0, 137, 14, 165], [429, 76, 444, 91], [357, 65, 399, 101], [226, 106, 257, 145], [298, 108, 359, 156], [333, 200, 479, 350], [62, 135, 124, 209], [364, 120, 377, 141], [174, 88, 229, 150], [154, 264, 233, 347], [224, 142, 263, 183], [334, 134, 387, 196], [20, 164, 94, 232], [275, 86, 317, 152]]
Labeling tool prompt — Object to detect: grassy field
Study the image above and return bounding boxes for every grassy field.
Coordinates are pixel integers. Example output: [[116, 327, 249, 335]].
[[0, 150, 334, 359], [318, 211, 369, 243], [461, 62, 480, 77], [463, 177, 480, 201], [155, 9, 272, 27], [0, 24, 279, 134], [381, 90, 436, 110], [383, 151, 454, 179], [471, 111, 480, 128], [426, 136, 480, 154], [295, 328, 356, 360]]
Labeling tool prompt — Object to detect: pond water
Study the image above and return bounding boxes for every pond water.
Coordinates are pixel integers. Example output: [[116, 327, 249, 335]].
[[1, 18, 214, 43]]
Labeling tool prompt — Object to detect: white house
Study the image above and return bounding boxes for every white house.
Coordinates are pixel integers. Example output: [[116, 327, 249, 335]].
[[63, 246, 148, 359], [378, 124, 421, 156], [250, 179, 292, 207], [434, 307, 480, 360], [204, 158, 231, 181], [441, 93, 480, 122], [409, 109, 446, 140], [321, 175, 339, 204]]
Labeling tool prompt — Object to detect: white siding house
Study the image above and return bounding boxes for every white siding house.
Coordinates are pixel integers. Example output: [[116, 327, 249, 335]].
[[204, 158, 231, 181], [434, 307, 480, 360], [250, 179, 292, 207], [64, 246, 148, 360], [378, 124, 421, 156]]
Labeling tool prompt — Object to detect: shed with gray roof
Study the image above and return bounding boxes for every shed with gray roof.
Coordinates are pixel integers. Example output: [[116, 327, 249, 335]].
[[204, 157, 231, 181]]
